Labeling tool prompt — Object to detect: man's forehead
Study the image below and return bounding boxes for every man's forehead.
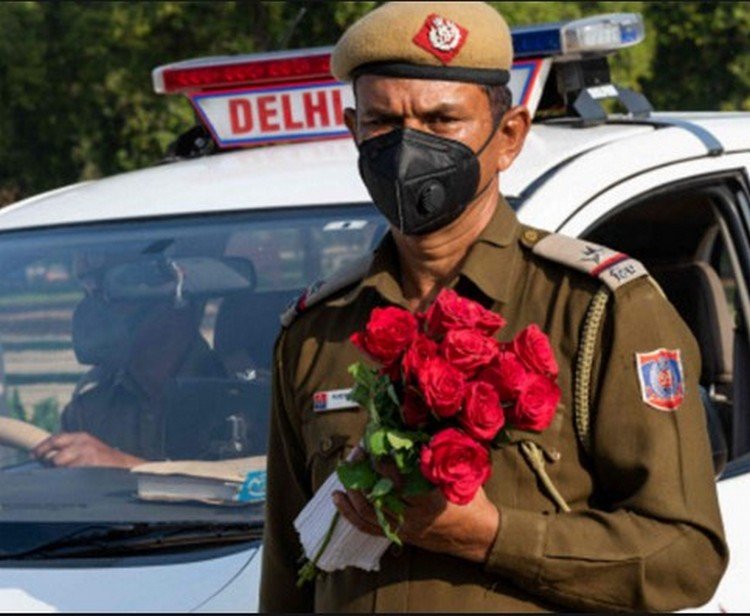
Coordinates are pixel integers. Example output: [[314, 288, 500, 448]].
[[354, 75, 485, 110]]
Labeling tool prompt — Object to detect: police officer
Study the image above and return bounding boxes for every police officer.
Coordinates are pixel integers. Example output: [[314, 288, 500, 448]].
[[260, 2, 728, 612]]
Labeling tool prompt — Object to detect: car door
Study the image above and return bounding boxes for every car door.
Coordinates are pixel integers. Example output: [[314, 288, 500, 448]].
[[540, 154, 750, 613]]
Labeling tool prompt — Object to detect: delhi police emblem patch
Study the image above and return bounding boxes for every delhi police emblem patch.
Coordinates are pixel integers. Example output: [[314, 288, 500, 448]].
[[635, 348, 685, 411], [413, 14, 468, 64]]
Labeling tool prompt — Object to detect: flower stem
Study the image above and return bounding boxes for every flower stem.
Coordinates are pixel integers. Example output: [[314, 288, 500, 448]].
[[296, 511, 341, 587]]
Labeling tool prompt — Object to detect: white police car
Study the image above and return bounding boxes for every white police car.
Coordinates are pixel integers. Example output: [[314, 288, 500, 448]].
[[0, 13, 748, 612]]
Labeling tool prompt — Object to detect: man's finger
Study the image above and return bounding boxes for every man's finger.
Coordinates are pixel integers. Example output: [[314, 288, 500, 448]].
[[346, 488, 381, 526], [373, 457, 403, 490], [33, 433, 76, 458], [333, 492, 383, 536], [49, 446, 83, 467]]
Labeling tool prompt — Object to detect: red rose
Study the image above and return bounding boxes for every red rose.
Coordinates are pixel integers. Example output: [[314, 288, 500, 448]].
[[512, 324, 559, 377], [402, 388, 430, 428], [508, 373, 561, 431], [473, 306, 506, 337], [416, 357, 466, 418], [477, 351, 529, 402], [402, 334, 439, 382], [459, 381, 505, 442], [441, 329, 499, 377], [424, 289, 506, 338], [350, 306, 418, 367], [419, 428, 492, 505]]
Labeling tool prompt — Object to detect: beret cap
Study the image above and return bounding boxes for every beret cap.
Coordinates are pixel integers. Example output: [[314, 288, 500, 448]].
[[331, 2, 513, 86]]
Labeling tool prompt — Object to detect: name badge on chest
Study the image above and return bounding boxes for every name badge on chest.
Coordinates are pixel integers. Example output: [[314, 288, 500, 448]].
[[313, 388, 358, 413]]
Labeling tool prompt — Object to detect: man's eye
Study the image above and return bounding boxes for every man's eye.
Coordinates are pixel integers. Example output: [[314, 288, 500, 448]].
[[429, 115, 459, 125], [365, 117, 395, 128]]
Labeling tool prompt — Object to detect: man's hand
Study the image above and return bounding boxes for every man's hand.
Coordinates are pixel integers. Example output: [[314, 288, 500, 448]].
[[332, 462, 500, 563], [32, 432, 144, 469]]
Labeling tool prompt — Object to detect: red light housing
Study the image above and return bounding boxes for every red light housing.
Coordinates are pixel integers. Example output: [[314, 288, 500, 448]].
[[153, 48, 335, 94]]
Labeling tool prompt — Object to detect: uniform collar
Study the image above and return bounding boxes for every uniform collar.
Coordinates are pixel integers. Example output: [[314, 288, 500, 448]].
[[335, 195, 522, 308], [458, 195, 521, 304]]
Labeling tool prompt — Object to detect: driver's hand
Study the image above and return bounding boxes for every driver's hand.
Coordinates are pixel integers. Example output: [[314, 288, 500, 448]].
[[32, 432, 145, 469]]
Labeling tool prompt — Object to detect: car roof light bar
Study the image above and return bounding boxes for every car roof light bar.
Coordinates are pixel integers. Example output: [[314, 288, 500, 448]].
[[153, 47, 334, 94], [512, 13, 645, 59], [153, 14, 644, 95]]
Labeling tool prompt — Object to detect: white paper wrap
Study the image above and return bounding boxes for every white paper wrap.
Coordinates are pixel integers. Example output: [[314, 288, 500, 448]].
[[294, 469, 391, 572]]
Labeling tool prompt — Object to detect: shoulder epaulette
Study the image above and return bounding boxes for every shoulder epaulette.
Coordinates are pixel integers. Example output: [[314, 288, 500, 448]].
[[280, 254, 374, 328], [527, 230, 649, 292]]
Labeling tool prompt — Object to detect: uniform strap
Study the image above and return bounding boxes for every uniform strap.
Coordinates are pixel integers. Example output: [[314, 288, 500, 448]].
[[532, 232, 649, 292], [519, 441, 571, 513], [574, 286, 611, 457], [280, 254, 374, 328]]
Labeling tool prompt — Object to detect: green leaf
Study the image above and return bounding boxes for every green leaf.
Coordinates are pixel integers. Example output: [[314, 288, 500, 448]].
[[382, 493, 406, 516], [386, 430, 416, 451], [366, 428, 388, 456], [337, 460, 376, 491], [348, 381, 370, 409], [348, 361, 378, 392], [369, 477, 393, 499], [491, 427, 513, 449], [386, 381, 401, 407], [402, 468, 433, 498], [373, 499, 402, 546], [391, 449, 411, 473]]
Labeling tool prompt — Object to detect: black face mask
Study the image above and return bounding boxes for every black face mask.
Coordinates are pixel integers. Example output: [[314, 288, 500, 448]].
[[357, 124, 497, 236]]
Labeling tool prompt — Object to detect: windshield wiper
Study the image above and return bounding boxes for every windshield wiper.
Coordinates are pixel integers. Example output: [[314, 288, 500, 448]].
[[0, 522, 262, 560]]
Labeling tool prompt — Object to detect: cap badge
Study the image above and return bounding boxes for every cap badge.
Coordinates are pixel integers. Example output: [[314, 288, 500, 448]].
[[413, 14, 468, 64]]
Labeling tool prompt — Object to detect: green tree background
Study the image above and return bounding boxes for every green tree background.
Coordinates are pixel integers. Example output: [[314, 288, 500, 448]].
[[1, 1, 748, 205]]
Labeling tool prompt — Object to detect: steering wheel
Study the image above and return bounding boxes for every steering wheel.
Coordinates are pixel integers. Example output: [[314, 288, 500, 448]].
[[0, 417, 51, 451]]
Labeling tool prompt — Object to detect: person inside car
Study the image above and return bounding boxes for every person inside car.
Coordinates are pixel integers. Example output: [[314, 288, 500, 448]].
[[32, 253, 226, 469]]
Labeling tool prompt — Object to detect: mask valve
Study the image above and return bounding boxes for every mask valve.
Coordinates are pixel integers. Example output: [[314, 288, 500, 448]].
[[418, 181, 446, 215]]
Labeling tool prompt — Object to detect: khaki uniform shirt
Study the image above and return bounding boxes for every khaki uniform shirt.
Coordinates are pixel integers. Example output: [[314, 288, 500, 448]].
[[260, 197, 728, 612], [62, 335, 226, 459]]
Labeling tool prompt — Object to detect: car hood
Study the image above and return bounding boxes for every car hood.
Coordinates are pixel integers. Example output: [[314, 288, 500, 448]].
[[0, 543, 259, 612]]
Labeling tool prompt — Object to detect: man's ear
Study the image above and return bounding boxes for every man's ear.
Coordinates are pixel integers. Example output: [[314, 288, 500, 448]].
[[344, 108, 358, 142], [495, 106, 531, 172]]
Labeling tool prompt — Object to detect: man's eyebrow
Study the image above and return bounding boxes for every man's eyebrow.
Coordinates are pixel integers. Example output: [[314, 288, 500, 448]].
[[360, 102, 466, 118], [420, 103, 465, 116]]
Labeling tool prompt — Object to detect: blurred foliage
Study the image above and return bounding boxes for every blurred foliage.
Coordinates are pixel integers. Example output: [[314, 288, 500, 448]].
[[1, 1, 749, 205], [8, 388, 25, 421], [31, 397, 61, 433]]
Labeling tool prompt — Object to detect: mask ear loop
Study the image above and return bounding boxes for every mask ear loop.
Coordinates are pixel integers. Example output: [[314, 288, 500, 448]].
[[470, 114, 504, 202]]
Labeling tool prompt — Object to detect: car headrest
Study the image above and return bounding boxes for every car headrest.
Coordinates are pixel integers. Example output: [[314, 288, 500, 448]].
[[214, 288, 298, 376], [651, 262, 733, 385]]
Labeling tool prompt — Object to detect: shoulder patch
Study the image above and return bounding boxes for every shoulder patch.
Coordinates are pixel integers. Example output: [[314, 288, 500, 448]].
[[532, 233, 648, 292], [280, 254, 374, 328], [635, 348, 685, 411]]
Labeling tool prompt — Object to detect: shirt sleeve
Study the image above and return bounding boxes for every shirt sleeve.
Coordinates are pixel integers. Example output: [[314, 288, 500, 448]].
[[484, 277, 729, 611], [259, 331, 315, 613]]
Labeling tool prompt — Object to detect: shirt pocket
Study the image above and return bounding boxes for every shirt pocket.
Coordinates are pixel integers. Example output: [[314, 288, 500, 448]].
[[302, 410, 366, 492]]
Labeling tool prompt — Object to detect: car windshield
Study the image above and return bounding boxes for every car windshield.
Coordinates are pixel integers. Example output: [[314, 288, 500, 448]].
[[0, 205, 385, 547]]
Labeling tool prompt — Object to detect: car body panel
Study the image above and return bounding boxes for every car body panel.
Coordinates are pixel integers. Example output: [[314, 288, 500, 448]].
[[1, 111, 749, 613], [0, 546, 259, 612]]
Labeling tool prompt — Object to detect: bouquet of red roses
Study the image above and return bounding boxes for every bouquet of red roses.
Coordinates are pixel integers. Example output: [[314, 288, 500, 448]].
[[297, 288, 560, 583]]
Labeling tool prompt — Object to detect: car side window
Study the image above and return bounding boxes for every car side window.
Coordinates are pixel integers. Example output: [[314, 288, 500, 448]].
[[585, 179, 750, 474]]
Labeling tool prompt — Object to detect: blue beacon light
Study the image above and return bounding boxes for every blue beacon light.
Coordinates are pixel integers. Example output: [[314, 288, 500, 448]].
[[511, 13, 645, 59]]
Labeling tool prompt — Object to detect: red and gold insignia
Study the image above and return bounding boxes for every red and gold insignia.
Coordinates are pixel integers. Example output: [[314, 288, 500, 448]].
[[412, 14, 468, 64], [635, 348, 685, 411]]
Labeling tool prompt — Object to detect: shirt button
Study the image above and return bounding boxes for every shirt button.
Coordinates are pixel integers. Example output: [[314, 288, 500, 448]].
[[523, 229, 539, 243], [320, 436, 333, 453]]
